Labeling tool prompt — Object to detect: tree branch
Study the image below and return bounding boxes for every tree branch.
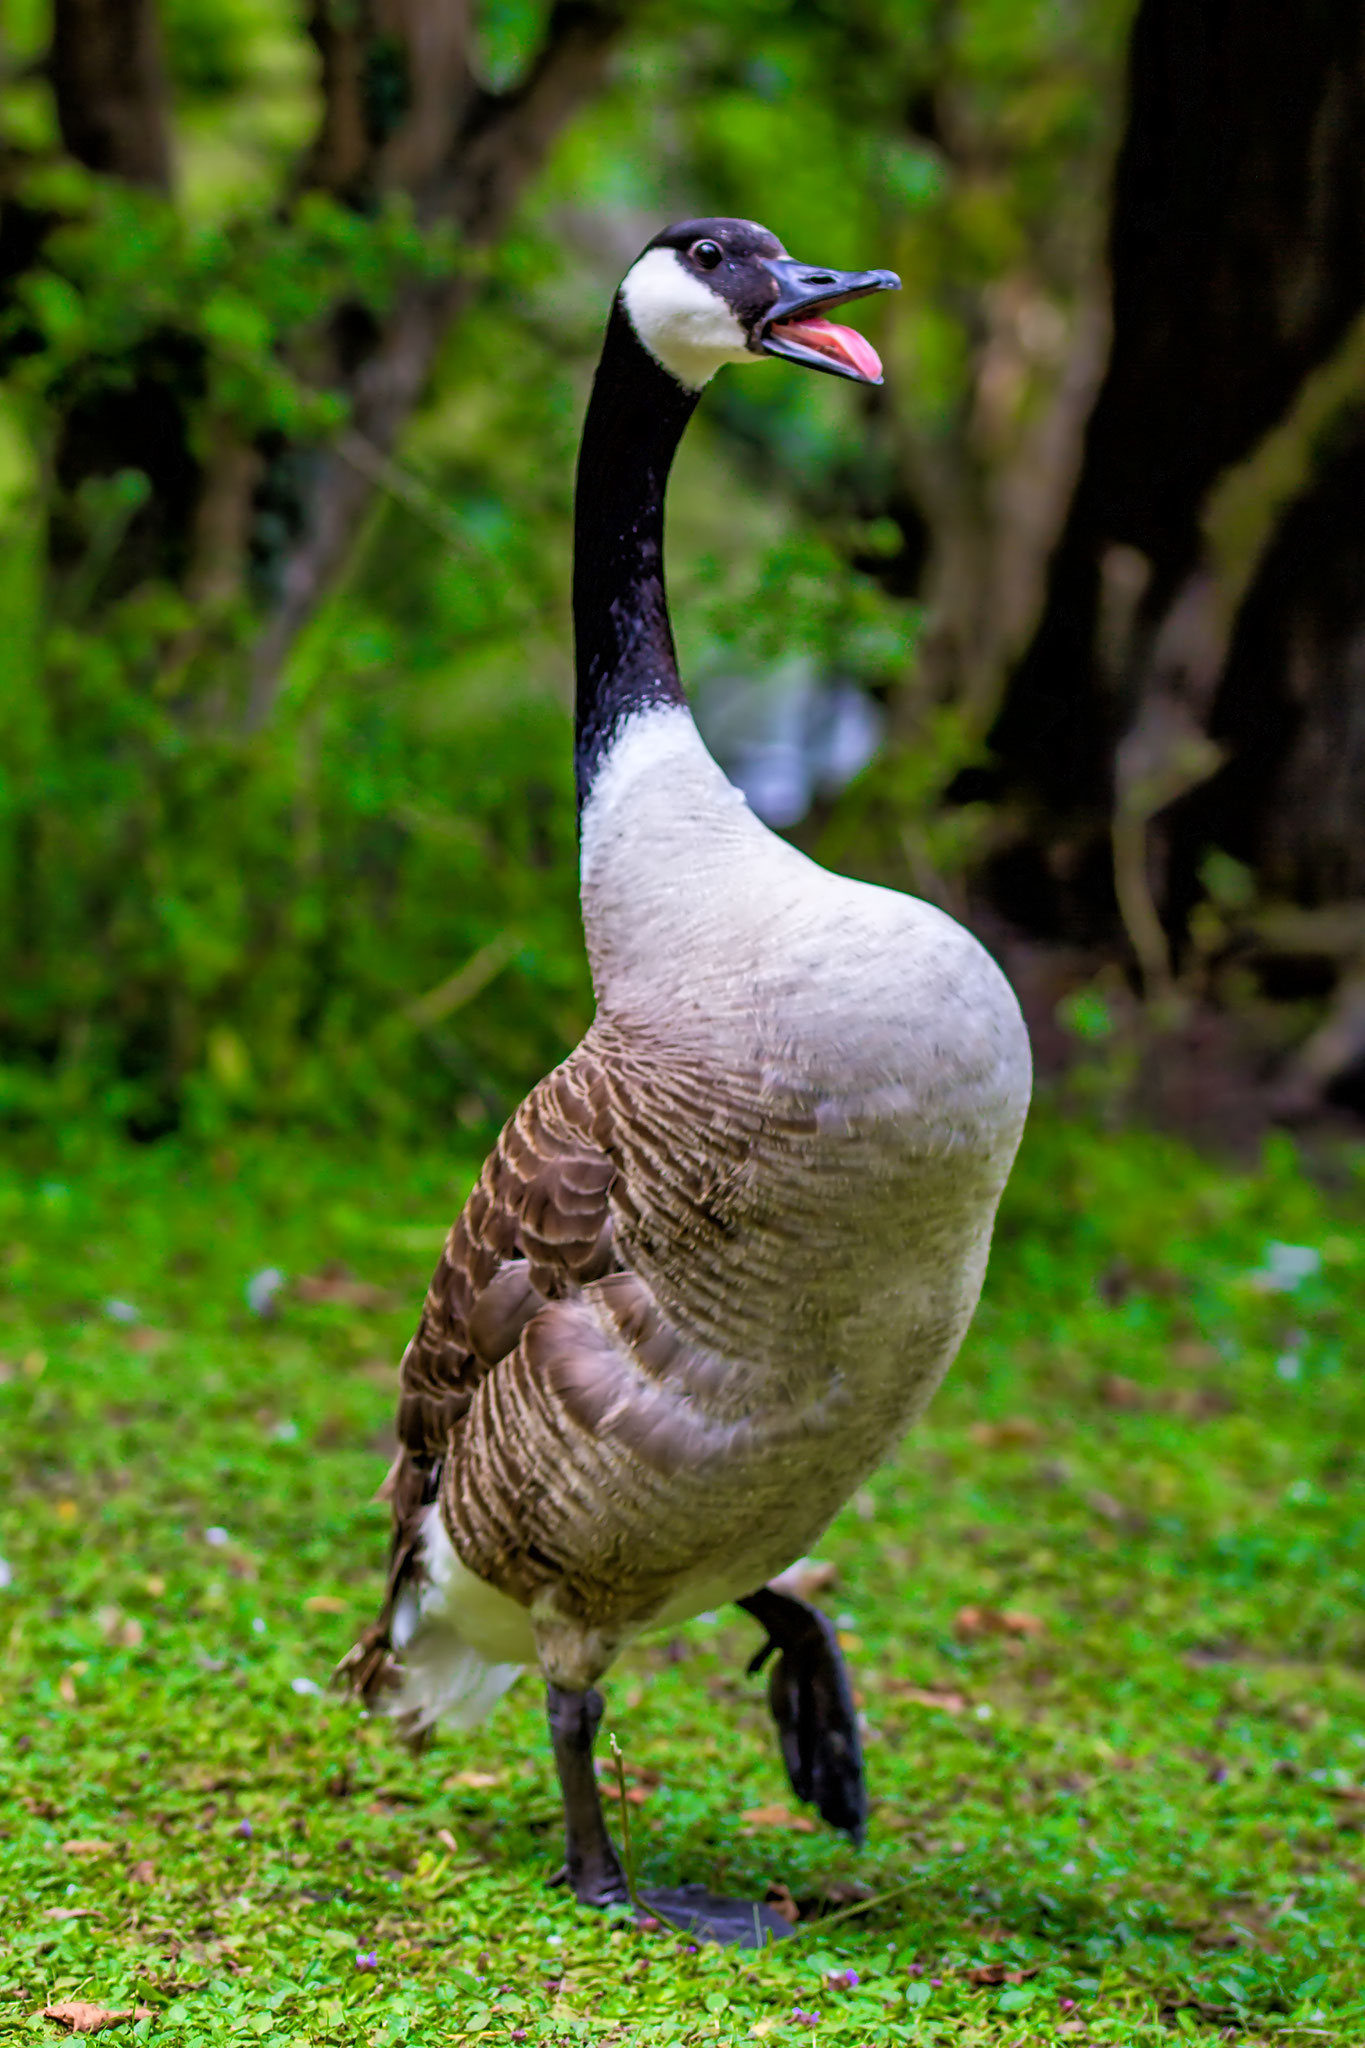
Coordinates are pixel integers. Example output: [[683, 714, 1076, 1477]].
[[436, 0, 630, 237], [245, 0, 632, 727], [301, 0, 477, 203]]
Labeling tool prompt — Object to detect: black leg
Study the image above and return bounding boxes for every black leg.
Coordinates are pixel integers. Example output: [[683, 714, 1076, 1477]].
[[546, 1683, 631, 1908], [737, 1584, 867, 1844], [545, 1680, 796, 1946]]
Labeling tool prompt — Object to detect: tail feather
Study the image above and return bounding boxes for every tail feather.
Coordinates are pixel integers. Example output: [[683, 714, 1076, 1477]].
[[336, 1455, 525, 1743], [388, 1607, 523, 1741], [334, 1447, 440, 1718], [333, 1627, 401, 1708]]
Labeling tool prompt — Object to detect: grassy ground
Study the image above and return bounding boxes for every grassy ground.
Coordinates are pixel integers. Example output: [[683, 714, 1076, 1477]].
[[2, 1107, 1365, 2046]]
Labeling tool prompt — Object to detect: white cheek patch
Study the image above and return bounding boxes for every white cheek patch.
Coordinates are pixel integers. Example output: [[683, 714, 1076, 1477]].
[[620, 247, 756, 390]]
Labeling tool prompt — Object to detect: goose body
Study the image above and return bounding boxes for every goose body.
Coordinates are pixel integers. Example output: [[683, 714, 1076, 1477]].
[[344, 217, 1031, 1930]]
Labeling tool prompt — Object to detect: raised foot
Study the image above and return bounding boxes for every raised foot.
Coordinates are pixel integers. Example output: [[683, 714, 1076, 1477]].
[[637, 1884, 796, 1948], [740, 1587, 867, 1844]]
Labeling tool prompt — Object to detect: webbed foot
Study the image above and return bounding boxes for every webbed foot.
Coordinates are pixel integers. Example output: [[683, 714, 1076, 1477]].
[[638, 1884, 796, 1947], [738, 1584, 867, 1844]]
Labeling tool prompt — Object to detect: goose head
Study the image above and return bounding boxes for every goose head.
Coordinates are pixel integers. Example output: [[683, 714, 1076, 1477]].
[[618, 217, 900, 393]]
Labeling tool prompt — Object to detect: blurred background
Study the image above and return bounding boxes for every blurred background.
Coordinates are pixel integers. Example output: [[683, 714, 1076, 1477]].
[[4, 0, 1365, 1143], [12, 12, 1365, 2034]]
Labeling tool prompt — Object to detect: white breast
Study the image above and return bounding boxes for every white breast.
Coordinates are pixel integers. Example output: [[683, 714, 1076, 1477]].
[[580, 706, 1032, 1145]]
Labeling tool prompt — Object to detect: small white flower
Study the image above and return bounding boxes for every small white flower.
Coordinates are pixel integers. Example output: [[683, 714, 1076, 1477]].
[[1276, 1353, 1302, 1382], [291, 1676, 323, 1697], [0, 1557, 11, 1591], [246, 1267, 286, 1317], [104, 1298, 140, 1324], [1252, 1243, 1320, 1292], [251, 1617, 266, 1634], [205, 1526, 231, 1547], [272, 1418, 299, 1442]]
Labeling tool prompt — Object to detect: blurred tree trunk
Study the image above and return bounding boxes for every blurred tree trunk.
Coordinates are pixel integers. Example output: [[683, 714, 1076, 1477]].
[[983, 0, 1365, 1062], [51, 0, 172, 189]]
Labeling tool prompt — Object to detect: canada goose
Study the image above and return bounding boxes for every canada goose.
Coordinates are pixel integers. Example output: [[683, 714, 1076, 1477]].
[[341, 217, 1031, 1944]]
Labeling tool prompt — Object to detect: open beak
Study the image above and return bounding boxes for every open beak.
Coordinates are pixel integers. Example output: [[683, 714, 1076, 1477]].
[[757, 257, 901, 385]]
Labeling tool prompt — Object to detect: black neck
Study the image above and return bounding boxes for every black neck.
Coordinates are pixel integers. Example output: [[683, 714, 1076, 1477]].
[[573, 303, 700, 809]]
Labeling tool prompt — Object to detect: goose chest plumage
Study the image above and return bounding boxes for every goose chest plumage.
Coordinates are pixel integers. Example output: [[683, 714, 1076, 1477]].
[[342, 217, 1032, 1942]]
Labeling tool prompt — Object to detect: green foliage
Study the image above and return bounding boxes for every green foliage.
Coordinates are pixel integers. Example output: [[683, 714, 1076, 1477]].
[[0, 0, 1135, 1138], [7, 175, 455, 437], [3, 1109, 1365, 2039]]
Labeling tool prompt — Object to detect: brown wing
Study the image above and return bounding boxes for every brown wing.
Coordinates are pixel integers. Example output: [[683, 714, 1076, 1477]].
[[396, 1051, 617, 1456], [337, 1045, 618, 1710]]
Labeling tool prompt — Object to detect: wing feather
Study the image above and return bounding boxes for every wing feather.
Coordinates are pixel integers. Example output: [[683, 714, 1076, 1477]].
[[338, 1043, 618, 1709]]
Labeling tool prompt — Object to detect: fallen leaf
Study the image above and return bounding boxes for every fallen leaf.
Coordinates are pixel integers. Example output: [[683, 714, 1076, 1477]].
[[304, 1594, 349, 1614], [966, 1963, 1035, 1986], [125, 1327, 166, 1354], [1099, 1373, 1145, 1410], [435, 1827, 460, 1852], [61, 1839, 116, 1857], [443, 1769, 501, 1791], [96, 1608, 144, 1649], [1327, 1784, 1365, 1804], [954, 1606, 1045, 1640], [43, 1908, 100, 1921], [740, 1804, 817, 1834], [58, 1674, 77, 1704], [1172, 1339, 1219, 1370], [128, 1860, 156, 1882], [1164, 1384, 1232, 1421], [763, 1881, 801, 1926], [969, 1418, 1043, 1447], [889, 1683, 968, 1714], [296, 1265, 398, 1311], [42, 2003, 151, 2034]]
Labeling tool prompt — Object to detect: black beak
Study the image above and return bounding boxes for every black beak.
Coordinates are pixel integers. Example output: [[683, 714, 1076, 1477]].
[[757, 257, 901, 384]]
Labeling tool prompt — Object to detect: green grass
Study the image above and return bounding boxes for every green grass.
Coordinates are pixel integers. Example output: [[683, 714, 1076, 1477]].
[[3, 1109, 1365, 2045]]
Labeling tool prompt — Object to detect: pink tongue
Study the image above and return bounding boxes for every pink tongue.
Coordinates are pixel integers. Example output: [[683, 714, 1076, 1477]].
[[772, 314, 882, 381]]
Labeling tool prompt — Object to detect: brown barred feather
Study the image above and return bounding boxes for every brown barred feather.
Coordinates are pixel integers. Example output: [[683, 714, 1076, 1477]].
[[338, 1038, 621, 1705]]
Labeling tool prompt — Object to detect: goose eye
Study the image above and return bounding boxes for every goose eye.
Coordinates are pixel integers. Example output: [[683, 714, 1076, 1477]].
[[691, 239, 723, 271]]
